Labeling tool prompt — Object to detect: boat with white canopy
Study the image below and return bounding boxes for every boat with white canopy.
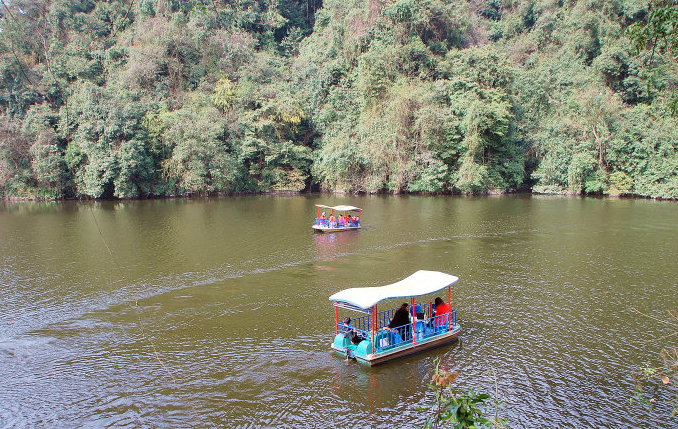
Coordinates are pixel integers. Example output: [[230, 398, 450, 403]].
[[312, 204, 362, 233], [329, 270, 460, 365]]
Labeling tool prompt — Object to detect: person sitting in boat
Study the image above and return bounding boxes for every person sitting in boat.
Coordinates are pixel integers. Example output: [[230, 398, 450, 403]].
[[353, 215, 360, 226], [320, 212, 327, 226], [432, 297, 451, 329], [384, 303, 411, 340], [329, 214, 336, 228], [410, 302, 424, 320], [341, 316, 351, 333], [338, 214, 346, 227], [342, 316, 365, 345]]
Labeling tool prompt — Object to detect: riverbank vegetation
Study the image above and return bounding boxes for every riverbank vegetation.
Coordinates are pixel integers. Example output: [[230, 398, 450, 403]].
[[1, 0, 677, 199]]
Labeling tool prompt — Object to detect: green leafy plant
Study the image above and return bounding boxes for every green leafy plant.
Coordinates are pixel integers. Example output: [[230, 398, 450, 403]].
[[627, 0, 678, 115], [421, 358, 507, 429], [631, 308, 678, 418]]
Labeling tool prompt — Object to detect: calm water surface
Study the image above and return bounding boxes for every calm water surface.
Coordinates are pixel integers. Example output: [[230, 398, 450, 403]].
[[1, 195, 677, 428]]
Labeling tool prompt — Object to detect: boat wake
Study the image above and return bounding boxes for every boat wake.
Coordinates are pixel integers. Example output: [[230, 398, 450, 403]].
[[0, 230, 528, 343]]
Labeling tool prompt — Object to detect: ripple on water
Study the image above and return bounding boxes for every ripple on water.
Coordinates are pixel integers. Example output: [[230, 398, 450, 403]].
[[2, 197, 678, 428]]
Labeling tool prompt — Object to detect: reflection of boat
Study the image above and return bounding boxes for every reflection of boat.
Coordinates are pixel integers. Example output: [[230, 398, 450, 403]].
[[312, 204, 362, 233], [329, 270, 461, 366], [313, 229, 360, 260]]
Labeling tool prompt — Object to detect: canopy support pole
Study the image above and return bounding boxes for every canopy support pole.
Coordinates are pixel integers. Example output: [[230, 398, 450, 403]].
[[317, 207, 320, 225], [448, 285, 452, 331], [371, 305, 376, 354], [411, 297, 416, 344], [335, 305, 338, 335]]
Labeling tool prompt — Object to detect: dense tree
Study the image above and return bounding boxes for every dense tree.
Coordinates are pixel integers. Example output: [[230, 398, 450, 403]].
[[627, 0, 678, 113], [0, 0, 676, 198]]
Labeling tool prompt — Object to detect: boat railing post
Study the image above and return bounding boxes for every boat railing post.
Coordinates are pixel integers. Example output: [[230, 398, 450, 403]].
[[335, 304, 338, 335]]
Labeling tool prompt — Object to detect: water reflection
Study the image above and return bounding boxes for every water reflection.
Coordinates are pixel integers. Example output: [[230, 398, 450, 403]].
[[313, 230, 362, 261], [0, 195, 677, 428], [0, 200, 65, 214]]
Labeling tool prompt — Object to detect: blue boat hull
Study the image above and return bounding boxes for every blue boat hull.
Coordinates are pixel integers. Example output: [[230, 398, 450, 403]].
[[332, 324, 461, 366]]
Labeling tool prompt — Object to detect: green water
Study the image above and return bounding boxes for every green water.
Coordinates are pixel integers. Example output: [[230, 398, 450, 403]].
[[1, 195, 677, 427]]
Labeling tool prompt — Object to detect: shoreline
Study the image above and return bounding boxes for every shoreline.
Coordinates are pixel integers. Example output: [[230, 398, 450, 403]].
[[1, 189, 676, 202]]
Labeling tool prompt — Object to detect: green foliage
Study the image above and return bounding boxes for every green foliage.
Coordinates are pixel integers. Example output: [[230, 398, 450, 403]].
[[443, 47, 522, 193], [627, 0, 678, 113], [212, 77, 237, 111], [593, 45, 647, 104], [633, 350, 678, 416], [631, 309, 678, 418], [299, 2, 522, 194], [65, 82, 158, 198], [421, 359, 507, 429], [357, 41, 399, 104], [0, 0, 677, 199], [29, 131, 66, 193], [0, 120, 32, 196], [608, 170, 633, 195], [159, 94, 243, 193]]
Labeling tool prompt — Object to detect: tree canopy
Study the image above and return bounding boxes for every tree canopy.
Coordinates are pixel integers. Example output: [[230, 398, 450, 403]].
[[0, 0, 676, 199]]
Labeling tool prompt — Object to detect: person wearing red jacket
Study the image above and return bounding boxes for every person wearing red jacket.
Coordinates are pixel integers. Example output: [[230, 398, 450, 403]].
[[433, 297, 450, 328]]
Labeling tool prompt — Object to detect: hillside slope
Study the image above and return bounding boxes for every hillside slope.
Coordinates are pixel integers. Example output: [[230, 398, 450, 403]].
[[0, 0, 676, 198]]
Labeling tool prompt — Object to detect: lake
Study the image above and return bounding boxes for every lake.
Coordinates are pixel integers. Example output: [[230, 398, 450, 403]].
[[1, 195, 677, 428]]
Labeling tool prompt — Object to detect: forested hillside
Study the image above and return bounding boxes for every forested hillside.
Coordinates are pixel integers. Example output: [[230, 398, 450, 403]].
[[1, 0, 676, 199]]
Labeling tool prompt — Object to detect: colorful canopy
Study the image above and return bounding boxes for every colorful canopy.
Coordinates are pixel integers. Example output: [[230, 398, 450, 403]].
[[329, 270, 458, 310], [315, 204, 362, 212]]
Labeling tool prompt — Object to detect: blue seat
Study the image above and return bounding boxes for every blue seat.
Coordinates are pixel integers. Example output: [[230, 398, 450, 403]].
[[415, 321, 425, 339]]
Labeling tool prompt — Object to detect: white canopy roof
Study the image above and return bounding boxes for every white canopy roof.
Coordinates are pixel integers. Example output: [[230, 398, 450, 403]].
[[329, 270, 458, 309], [315, 204, 362, 212]]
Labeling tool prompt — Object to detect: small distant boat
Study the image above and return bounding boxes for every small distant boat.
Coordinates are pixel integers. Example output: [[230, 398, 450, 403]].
[[329, 270, 461, 366], [312, 204, 362, 233]]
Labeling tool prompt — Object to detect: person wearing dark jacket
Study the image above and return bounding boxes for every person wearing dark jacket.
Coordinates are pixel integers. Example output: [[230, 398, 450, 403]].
[[342, 316, 365, 345], [386, 303, 411, 340]]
